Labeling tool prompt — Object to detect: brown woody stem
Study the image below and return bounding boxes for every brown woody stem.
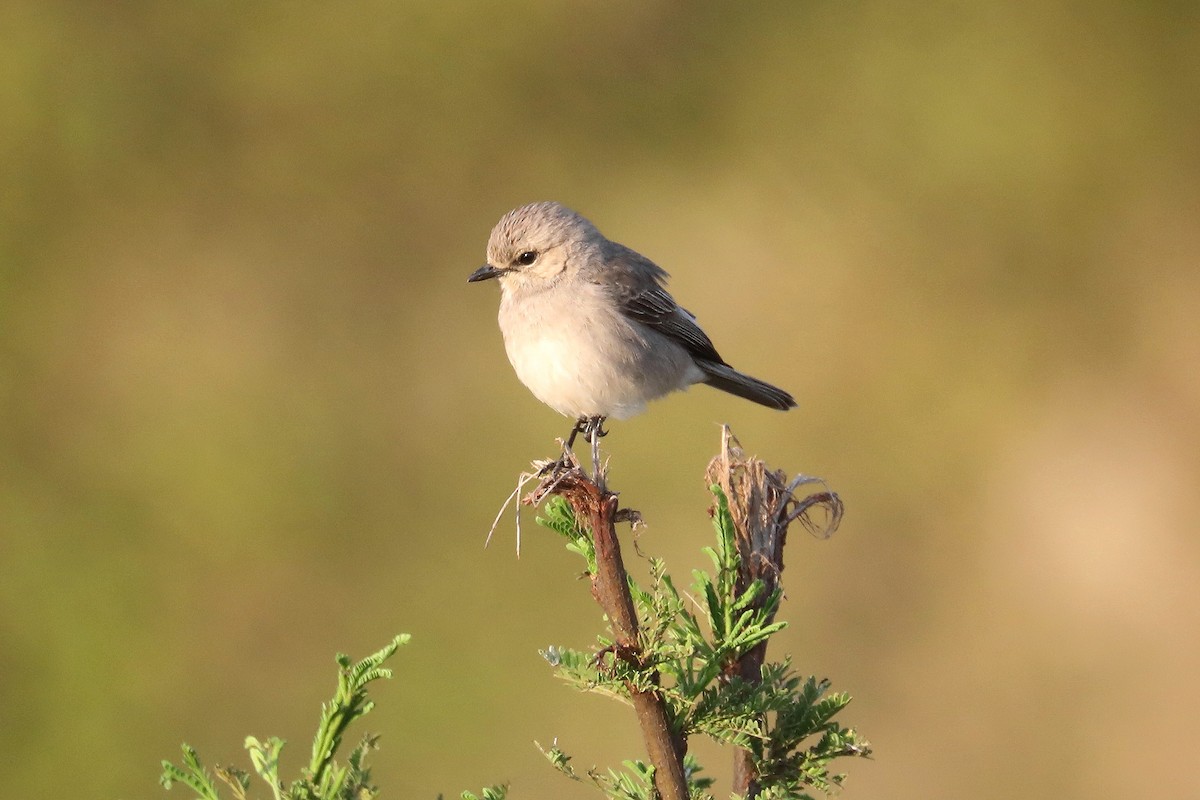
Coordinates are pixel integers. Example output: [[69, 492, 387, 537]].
[[540, 464, 689, 800]]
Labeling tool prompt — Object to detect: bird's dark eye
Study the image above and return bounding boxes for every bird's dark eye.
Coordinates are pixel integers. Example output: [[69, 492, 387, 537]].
[[515, 251, 538, 266]]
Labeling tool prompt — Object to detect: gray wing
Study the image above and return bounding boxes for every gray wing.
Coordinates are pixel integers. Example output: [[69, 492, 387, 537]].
[[599, 242, 728, 365]]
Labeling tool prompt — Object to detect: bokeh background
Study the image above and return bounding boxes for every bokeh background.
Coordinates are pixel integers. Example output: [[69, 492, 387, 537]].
[[3, 2, 1198, 798]]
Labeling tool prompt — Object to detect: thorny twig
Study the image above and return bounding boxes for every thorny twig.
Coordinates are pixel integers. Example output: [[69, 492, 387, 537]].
[[484, 439, 593, 556], [704, 424, 844, 799], [520, 449, 689, 800], [488, 426, 843, 800]]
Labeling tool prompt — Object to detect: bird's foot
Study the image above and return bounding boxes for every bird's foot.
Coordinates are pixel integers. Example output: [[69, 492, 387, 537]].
[[555, 415, 609, 489], [537, 448, 579, 480], [581, 415, 608, 443], [563, 415, 607, 449]]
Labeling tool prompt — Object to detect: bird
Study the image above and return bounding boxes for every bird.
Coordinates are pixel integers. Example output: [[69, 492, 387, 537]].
[[468, 201, 795, 466]]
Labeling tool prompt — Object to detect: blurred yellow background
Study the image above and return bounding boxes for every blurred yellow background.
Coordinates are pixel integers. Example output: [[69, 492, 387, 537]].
[[3, 2, 1198, 798]]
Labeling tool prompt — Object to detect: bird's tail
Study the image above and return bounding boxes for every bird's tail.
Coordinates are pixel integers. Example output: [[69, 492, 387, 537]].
[[698, 361, 797, 411]]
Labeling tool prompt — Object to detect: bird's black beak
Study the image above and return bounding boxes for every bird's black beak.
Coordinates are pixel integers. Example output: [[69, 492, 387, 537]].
[[467, 264, 502, 283]]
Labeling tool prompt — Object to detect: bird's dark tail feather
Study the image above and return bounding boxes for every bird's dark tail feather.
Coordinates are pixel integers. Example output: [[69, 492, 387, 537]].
[[699, 361, 796, 410]]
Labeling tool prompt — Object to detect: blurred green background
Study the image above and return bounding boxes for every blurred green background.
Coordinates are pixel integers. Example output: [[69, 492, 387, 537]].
[[3, 2, 1198, 798]]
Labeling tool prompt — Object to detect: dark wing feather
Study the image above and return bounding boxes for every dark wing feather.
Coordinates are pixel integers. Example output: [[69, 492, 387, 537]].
[[601, 242, 728, 365]]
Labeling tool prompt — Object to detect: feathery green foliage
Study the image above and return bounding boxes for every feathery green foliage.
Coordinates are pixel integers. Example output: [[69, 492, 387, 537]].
[[160, 464, 864, 799], [538, 743, 714, 800], [538, 494, 597, 573], [536, 486, 870, 799], [454, 784, 510, 800], [161, 635, 409, 800]]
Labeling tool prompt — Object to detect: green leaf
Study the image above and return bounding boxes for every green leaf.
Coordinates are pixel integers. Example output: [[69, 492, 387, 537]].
[[244, 736, 285, 800], [536, 496, 596, 572], [160, 745, 222, 800], [307, 635, 407, 788], [162, 637, 411, 800], [461, 785, 509, 800]]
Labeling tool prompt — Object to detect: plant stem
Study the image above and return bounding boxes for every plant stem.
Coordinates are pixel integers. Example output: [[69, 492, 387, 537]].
[[729, 641, 767, 799], [550, 467, 690, 800]]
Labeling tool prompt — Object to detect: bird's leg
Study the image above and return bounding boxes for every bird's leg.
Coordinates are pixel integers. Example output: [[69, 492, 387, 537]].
[[540, 416, 607, 483], [539, 417, 590, 478], [582, 415, 608, 486], [564, 416, 589, 452]]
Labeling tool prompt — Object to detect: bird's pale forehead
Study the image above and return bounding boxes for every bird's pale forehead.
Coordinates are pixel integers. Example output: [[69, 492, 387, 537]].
[[488, 202, 594, 257]]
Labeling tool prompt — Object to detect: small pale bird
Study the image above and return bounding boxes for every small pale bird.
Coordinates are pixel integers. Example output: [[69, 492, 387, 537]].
[[468, 201, 795, 456]]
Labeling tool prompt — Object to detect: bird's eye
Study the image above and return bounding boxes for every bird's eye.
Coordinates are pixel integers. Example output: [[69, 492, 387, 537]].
[[515, 251, 538, 266]]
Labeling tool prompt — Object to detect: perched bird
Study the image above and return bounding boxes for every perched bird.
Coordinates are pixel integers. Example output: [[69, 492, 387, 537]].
[[469, 201, 795, 456]]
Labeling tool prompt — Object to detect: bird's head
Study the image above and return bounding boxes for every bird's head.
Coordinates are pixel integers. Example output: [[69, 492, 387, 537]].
[[468, 201, 600, 290]]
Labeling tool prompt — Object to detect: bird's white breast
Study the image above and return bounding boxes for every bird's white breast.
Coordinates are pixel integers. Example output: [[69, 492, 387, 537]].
[[497, 279, 700, 419]]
